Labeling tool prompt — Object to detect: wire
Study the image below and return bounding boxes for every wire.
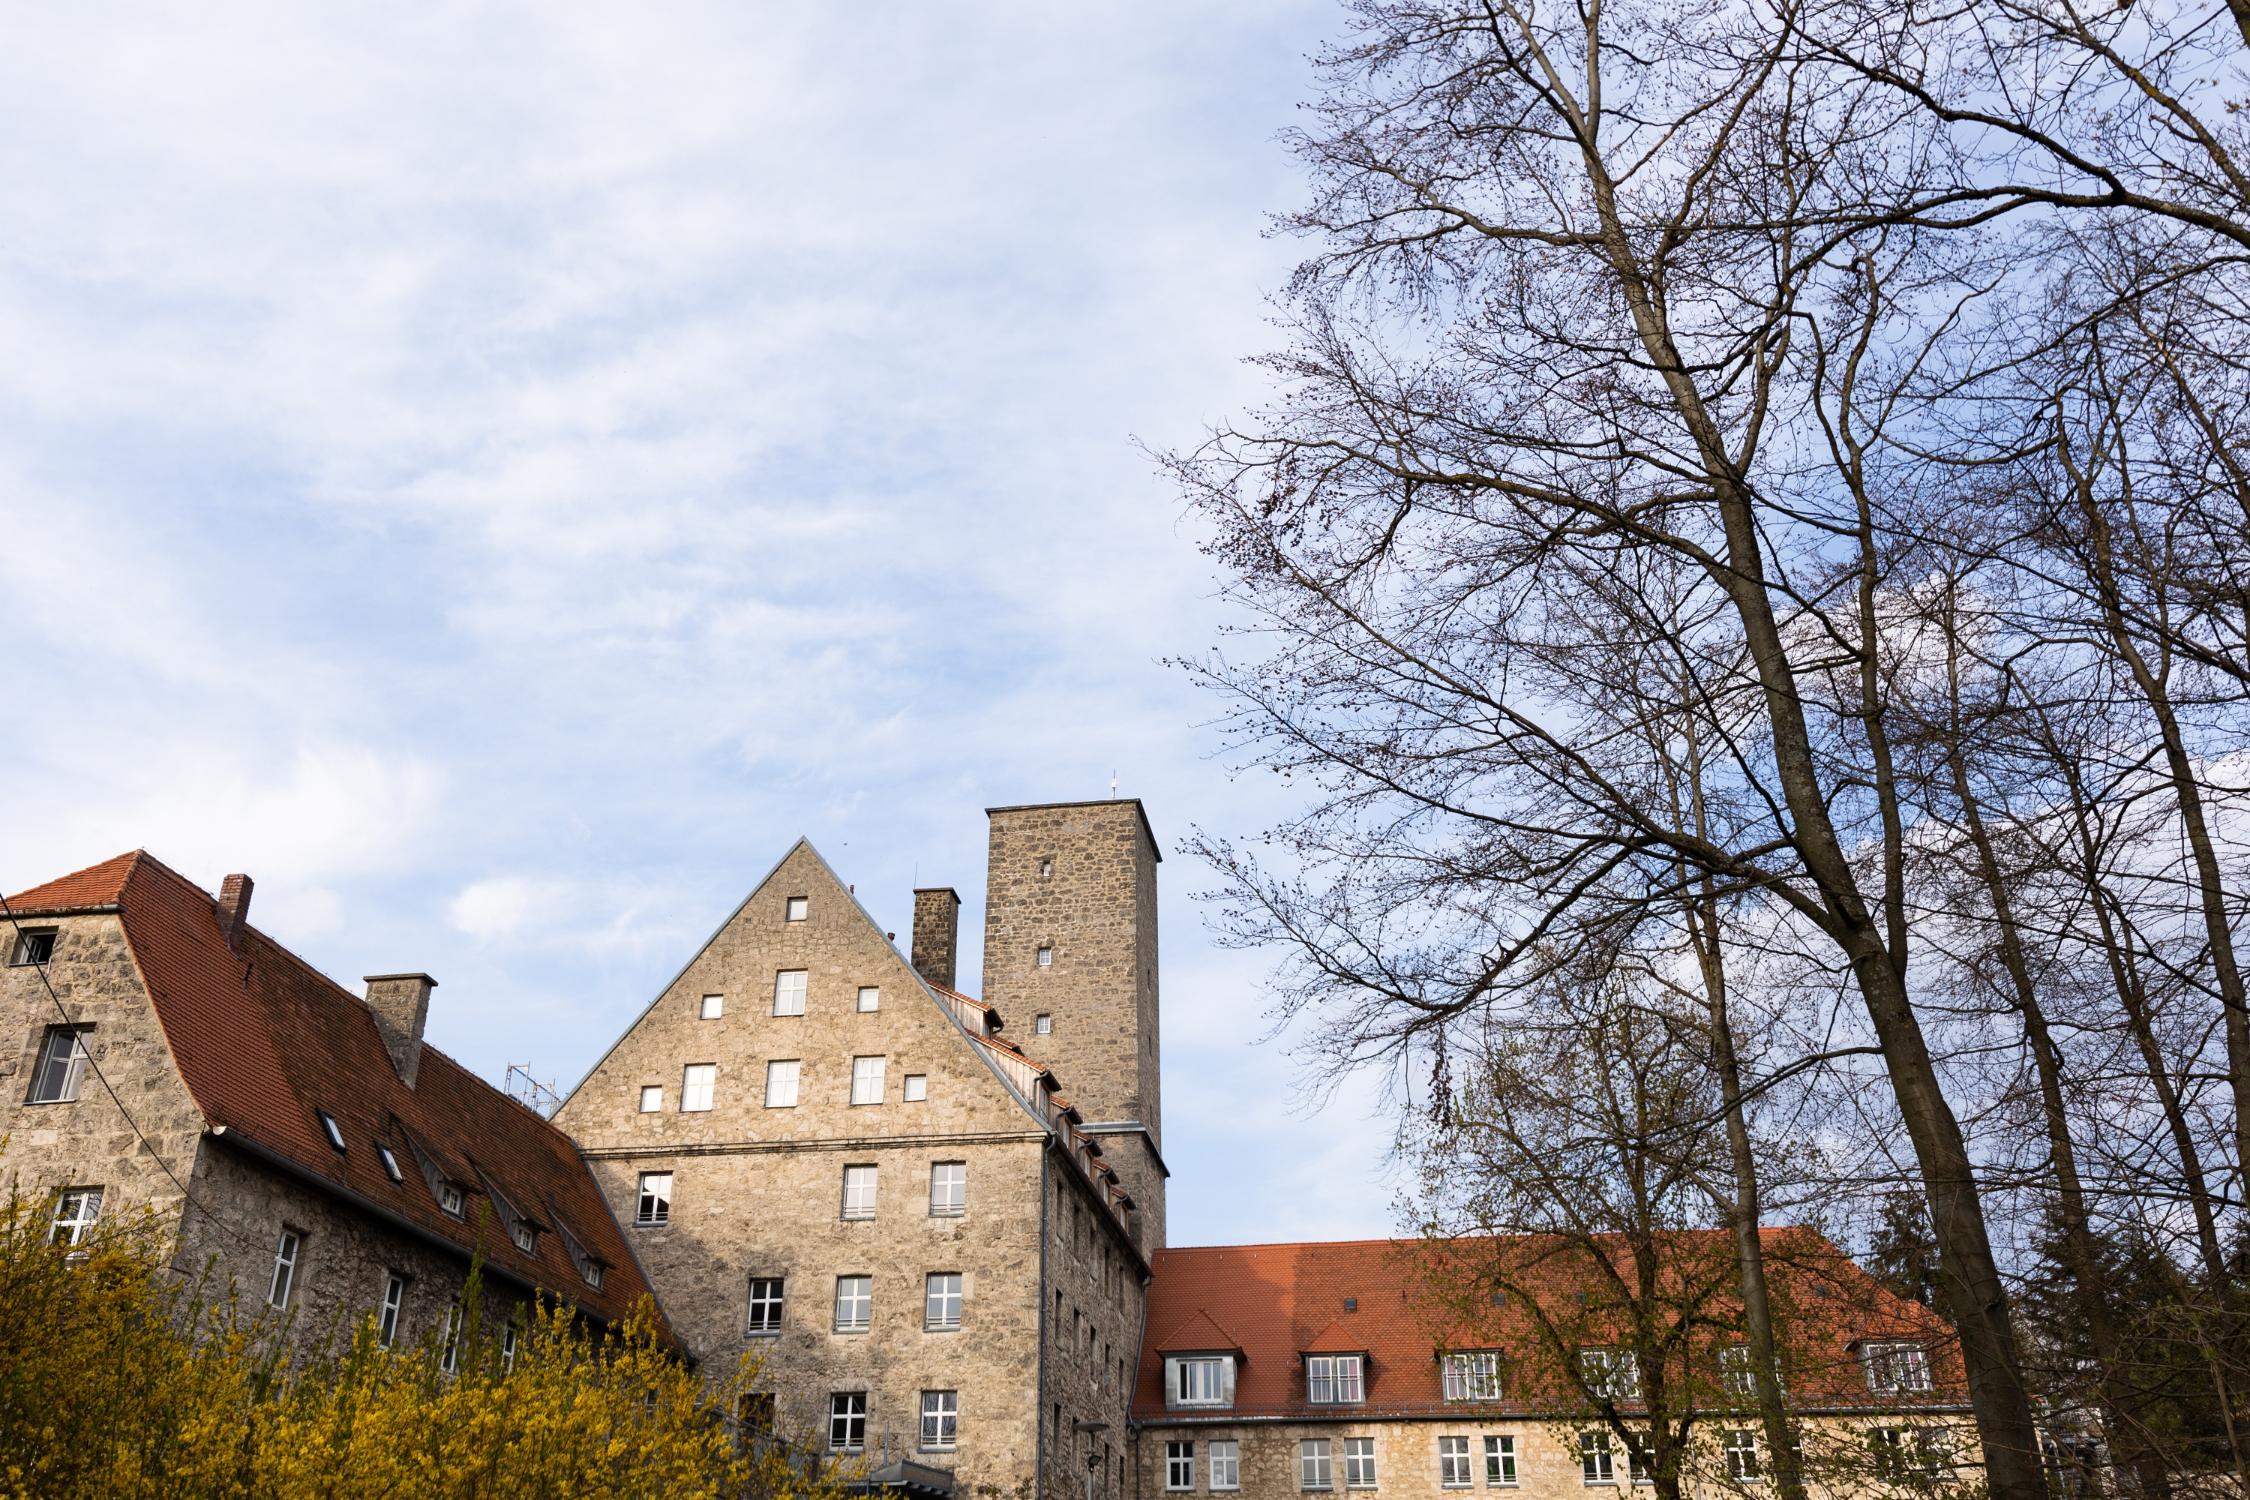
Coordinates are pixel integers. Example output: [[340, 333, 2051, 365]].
[[0, 892, 260, 1250]]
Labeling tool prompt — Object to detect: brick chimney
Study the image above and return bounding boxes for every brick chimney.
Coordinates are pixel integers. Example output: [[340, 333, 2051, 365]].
[[911, 887, 961, 989], [214, 873, 254, 948], [364, 973, 436, 1088]]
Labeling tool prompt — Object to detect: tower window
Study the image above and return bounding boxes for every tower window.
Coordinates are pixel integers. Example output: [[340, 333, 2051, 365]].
[[1035, 1013, 1053, 1036], [27, 1025, 91, 1104], [1039, 858, 1054, 881], [785, 896, 809, 923], [857, 986, 880, 1012], [9, 929, 56, 966], [903, 1074, 928, 1102], [639, 1085, 663, 1113], [1036, 946, 1053, 968]]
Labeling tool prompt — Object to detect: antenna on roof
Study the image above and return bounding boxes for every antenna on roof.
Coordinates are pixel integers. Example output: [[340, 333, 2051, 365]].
[[1109, 769, 1118, 798], [505, 1063, 563, 1118]]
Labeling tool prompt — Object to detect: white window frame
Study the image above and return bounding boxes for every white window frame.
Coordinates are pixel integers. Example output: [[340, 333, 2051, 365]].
[[850, 1055, 886, 1105], [1307, 1353, 1365, 1405], [378, 1272, 406, 1348], [50, 1186, 102, 1247], [680, 1063, 716, 1112], [747, 1276, 785, 1335], [502, 1324, 518, 1371], [1444, 1349, 1503, 1401], [1439, 1435, 1472, 1489], [638, 1084, 663, 1113], [764, 1059, 800, 1108], [1580, 1347, 1642, 1402], [925, 1271, 963, 1331], [1485, 1436, 1517, 1487], [920, 1389, 959, 1450], [834, 1276, 872, 1333], [1036, 946, 1053, 968], [699, 993, 724, 1019], [1169, 1354, 1233, 1408], [1035, 1013, 1053, 1035], [27, 1025, 90, 1104], [1300, 1439, 1334, 1492], [785, 896, 809, 923], [930, 1161, 966, 1217], [268, 1228, 302, 1309], [830, 1391, 867, 1451], [438, 1181, 465, 1216], [1871, 1426, 1952, 1483], [903, 1073, 928, 1102], [441, 1303, 462, 1374], [636, 1171, 673, 1226], [1724, 1430, 1762, 1482], [9, 928, 56, 966], [512, 1220, 538, 1254], [1581, 1431, 1615, 1486], [1862, 1342, 1933, 1395], [857, 986, 880, 1012], [376, 1143, 404, 1182], [842, 1164, 878, 1221], [1346, 1436, 1379, 1489], [1210, 1440, 1241, 1492], [317, 1109, 347, 1152], [1167, 1440, 1196, 1491], [1719, 1344, 1756, 1398], [772, 969, 808, 1016]]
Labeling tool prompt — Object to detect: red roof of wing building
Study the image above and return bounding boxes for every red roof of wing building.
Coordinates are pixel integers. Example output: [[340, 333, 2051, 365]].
[[1134, 1231, 1963, 1422], [4, 852, 663, 1332]]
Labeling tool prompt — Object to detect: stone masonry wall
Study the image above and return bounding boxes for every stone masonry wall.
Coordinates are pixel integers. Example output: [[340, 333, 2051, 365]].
[[1041, 1147, 1150, 1500]]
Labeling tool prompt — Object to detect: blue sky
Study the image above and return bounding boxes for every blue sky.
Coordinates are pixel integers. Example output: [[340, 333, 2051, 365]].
[[0, 3, 1398, 1246]]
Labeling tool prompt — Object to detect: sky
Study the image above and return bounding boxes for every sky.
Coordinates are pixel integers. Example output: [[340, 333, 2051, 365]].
[[0, 3, 1401, 1247]]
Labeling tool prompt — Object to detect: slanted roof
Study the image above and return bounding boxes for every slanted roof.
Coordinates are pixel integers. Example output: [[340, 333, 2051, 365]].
[[6, 852, 664, 1331], [1133, 1230, 1963, 1422]]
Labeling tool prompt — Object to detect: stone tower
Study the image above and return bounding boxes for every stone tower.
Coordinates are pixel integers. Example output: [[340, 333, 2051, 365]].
[[981, 798, 1167, 1248]]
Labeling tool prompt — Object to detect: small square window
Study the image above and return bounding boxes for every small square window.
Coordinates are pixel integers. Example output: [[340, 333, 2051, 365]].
[[1036, 946, 1053, 968], [316, 1109, 347, 1153], [512, 1220, 538, 1254], [9, 929, 56, 966], [376, 1143, 404, 1183], [638, 1085, 663, 1113], [785, 896, 809, 923], [903, 1074, 928, 1102], [438, 1182, 466, 1216], [584, 1261, 605, 1290], [1035, 1013, 1053, 1036], [700, 994, 724, 1020], [857, 986, 880, 1013]]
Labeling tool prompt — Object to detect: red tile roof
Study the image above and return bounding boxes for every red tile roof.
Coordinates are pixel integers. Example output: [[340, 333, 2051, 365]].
[[1134, 1231, 1962, 1422], [5, 852, 663, 1332]]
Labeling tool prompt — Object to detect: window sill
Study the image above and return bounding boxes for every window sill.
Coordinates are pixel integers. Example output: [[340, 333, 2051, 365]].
[[633, 1221, 668, 1230], [919, 1445, 958, 1455], [929, 1210, 965, 1220], [925, 1324, 961, 1334], [745, 1329, 781, 1340], [840, 1216, 875, 1224]]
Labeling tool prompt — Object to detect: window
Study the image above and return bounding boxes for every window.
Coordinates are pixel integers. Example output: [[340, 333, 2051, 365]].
[[681, 1063, 715, 1112], [1580, 1347, 1641, 1402], [502, 1324, 518, 1371], [638, 1084, 662, 1112], [858, 986, 880, 1012], [512, 1220, 538, 1254], [9, 929, 56, 966], [1724, 1431, 1762, 1482], [1444, 1350, 1503, 1401], [1308, 1354, 1365, 1404], [828, 1392, 867, 1451], [441, 1303, 462, 1373], [1170, 1355, 1231, 1407], [1035, 1013, 1053, 1035], [317, 1110, 346, 1152], [1719, 1344, 1755, 1398], [786, 896, 809, 923], [1036, 946, 1053, 968], [747, 1276, 784, 1334], [1870, 1427, 1952, 1483], [850, 1055, 886, 1105], [1440, 1436, 1472, 1488], [438, 1182, 465, 1217], [1629, 1447, 1653, 1487], [1347, 1437, 1379, 1488], [834, 1275, 872, 1332], [636, 1171, 672, 1226], [1040, 857, 1055, 880], [1580, 1432, 1615, 1485], [739, 1392, 776, 1432], [1862, 1342, 1932, 1394], [1485, 1436, 1517, 1486], [27, 1025, 90, 1103], [376, 1143, 404, 1182], [377, 1272, 406, 1348], [1211, 1441, 1241, 1491], [268, 1229, 302, 1309], [930, 1161, 966, 1217], [772, 970, 808, 1016], [904, 1073, 928, 1102], [842, 1164, 878, 1220], [700, 994, 724, 1020], [765, 1059, 800, 1107], [1301, 1439, 1334, 1491], [50, 1187, 102, 1247], [585, 1261, 605, 1290], [925, 1272, 963, 1330], [1168, 1441, 1196, 1491], [920, 1389, 958, 1450]]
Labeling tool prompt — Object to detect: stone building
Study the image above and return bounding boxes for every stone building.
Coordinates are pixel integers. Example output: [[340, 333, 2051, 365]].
[[0, 850, 660, 1361]]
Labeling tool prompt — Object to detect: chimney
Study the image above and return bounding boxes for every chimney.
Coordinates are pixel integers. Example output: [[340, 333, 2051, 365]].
[[364, 973, 436, 1088], [215, 873, 254, 948], [911, 887, 961, 989]]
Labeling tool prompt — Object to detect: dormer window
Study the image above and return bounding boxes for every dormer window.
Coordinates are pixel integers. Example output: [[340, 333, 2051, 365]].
[[785, 896, 809, 923], [1862, 1342, 1932, 1394], [1580, 1347, 1642, 1401], [1443, 1350, 1503, 1402], [512, 1221, 539, 1254], [584, 1261, 605, 1290], [1166, 1355, 1233, 1408], [316, 1110, 347, 1153], [376, 1143, 404, 1183], [1308, 1354, 1365, 1404], [438, 1182, 465, 1217]]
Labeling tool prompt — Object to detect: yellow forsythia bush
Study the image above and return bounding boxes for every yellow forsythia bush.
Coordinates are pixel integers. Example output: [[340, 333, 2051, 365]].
[[0, 1191, 849, 1500]]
